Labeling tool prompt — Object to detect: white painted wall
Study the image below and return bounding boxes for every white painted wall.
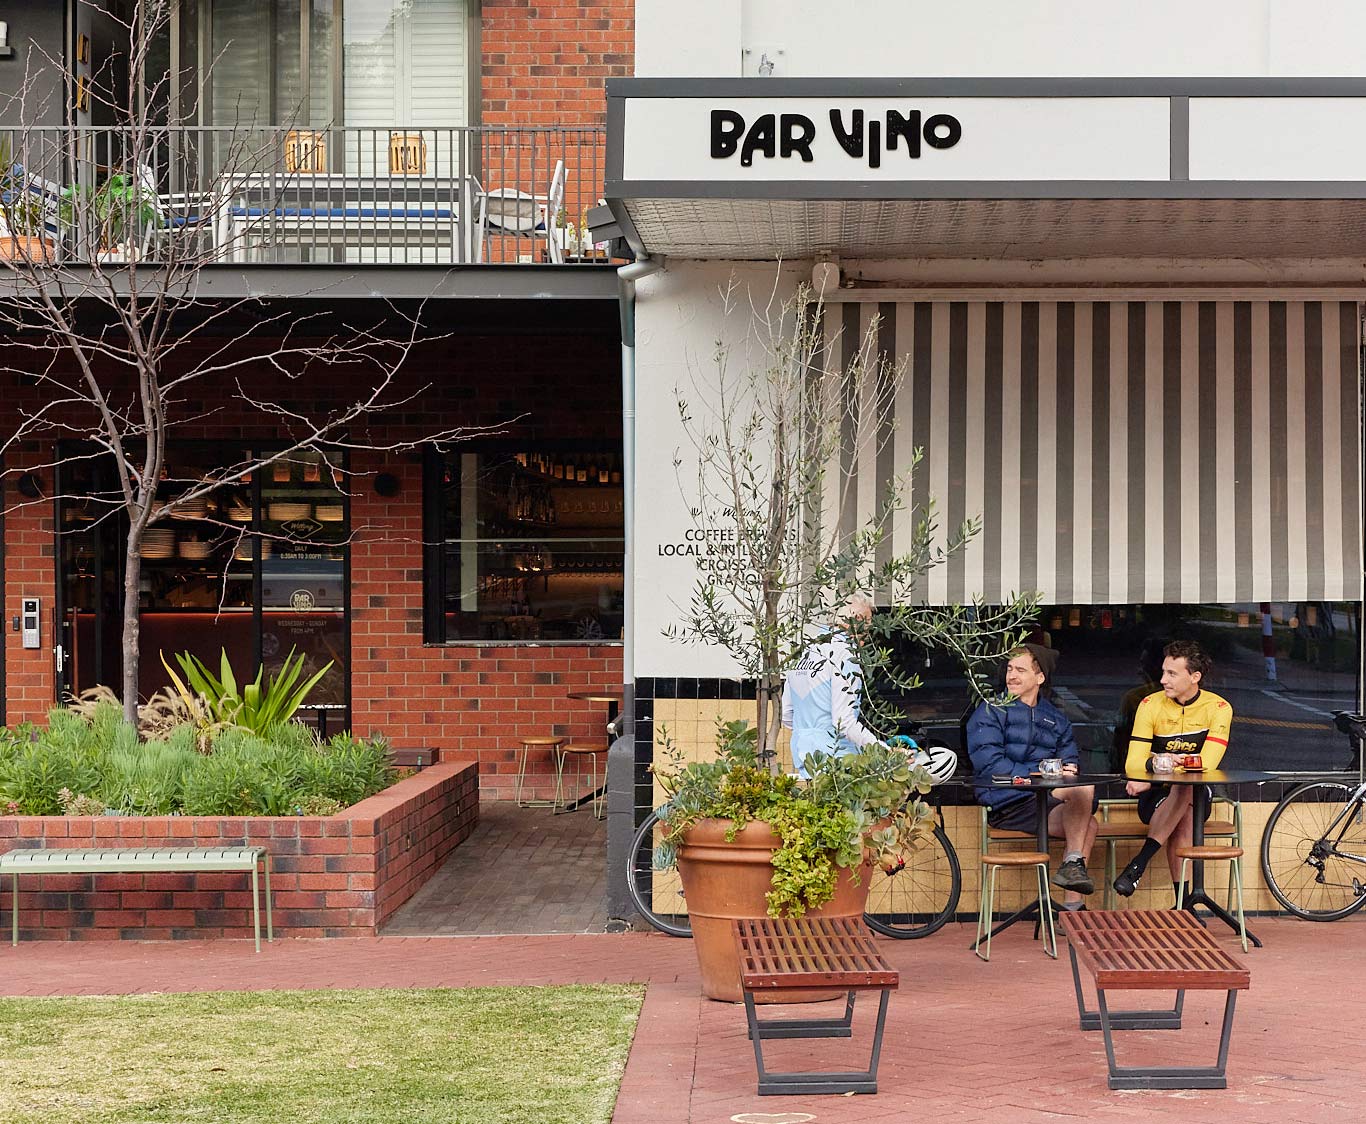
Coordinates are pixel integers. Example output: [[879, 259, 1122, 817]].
[[635, 0, 741, 77], [632, 261, 804, 678], [636, 0, 1366, 78]]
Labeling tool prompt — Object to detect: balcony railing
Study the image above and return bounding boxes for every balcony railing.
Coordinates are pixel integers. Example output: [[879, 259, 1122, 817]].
[[0, 125, 610, 267]]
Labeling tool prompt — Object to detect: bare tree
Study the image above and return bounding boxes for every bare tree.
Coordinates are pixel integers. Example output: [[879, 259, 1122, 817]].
[[0, 2, 485, 724], [667, 275, 1041, 764]]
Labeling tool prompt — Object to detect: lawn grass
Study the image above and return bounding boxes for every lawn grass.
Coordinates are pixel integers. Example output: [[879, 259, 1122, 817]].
[[0, 985, 644, 1124]]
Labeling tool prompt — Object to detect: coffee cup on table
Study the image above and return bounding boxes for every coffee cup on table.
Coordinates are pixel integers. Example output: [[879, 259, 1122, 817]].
[[1039, 758, 1063, 777]]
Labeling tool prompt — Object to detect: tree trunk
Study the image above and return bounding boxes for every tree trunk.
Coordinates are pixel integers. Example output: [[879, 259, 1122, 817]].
[[121, 535, 143, 727], [756, 679, 783, 776]]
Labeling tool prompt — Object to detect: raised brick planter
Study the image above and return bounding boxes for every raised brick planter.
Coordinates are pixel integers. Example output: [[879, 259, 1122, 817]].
[[0, 761, 478, 941]]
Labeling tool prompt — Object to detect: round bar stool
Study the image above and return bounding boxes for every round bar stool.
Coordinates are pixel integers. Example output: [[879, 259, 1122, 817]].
[[1175, 845, 1248, 952], [975, 851, 1057, 962], [515, 736, 564, 807], [556, 743, 607, 818]]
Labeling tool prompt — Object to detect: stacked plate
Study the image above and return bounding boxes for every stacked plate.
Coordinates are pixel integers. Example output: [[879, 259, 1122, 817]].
[[233, 538, 273, 562], [171, 496, 209, 520], [179, 540, 212, 561], [140, 528, 176, 559], [226, 503, 253, 523], [315, 504, 344, 523], [268, 502, 311, 522]]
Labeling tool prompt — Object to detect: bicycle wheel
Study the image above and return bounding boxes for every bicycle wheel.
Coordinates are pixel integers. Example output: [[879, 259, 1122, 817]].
[[1261, 781, 1366, 921], [625, 809, 692, 937], [863, 822, 961, 938]]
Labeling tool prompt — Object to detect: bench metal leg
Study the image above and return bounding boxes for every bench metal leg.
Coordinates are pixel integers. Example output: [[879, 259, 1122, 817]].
[[744, 989, 891, 1095], [251, 863, 261, 953], [263, 854, 273, 944], [1068, 944, 1184, 1030], [745, 991, 856, 1040], [1097, 988, 1239, 1090]]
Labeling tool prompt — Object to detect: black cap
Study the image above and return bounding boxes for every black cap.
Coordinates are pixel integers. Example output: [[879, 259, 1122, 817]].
[[1022, 642, 1059, 682]]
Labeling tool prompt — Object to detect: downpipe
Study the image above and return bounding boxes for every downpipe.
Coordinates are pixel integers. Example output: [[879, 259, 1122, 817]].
[[605, 254, 664, 931]]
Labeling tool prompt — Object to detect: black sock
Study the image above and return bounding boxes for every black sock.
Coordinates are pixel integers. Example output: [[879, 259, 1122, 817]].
[[1124, 838, 1162, 877]]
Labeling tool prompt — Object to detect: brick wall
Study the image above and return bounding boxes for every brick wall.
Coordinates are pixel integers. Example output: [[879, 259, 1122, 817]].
[[480, 1, 633, 129], [0, 761, 478, 940], [1, 328, 623, 800]]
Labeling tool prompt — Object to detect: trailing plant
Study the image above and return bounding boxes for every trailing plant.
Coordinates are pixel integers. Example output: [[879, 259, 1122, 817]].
[[652, 719, 936, 917]]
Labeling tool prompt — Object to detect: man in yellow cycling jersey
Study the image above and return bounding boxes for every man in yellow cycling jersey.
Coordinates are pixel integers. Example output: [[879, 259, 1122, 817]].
[[1113, 640, 1233, 899]]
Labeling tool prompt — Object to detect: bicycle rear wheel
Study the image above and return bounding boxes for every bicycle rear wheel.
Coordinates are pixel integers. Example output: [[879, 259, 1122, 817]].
[[625, 809, 692, 937], [1261, 781, 1366, 921], [863, 822, 961, 938]]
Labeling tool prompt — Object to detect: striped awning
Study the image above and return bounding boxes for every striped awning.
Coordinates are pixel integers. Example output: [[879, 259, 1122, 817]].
[[838, 299, 1363, 605]]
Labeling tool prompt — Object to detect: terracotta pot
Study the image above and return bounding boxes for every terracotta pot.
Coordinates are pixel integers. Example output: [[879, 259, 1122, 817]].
[[0, 236, 49, 262], [675, 817, 872, 1003]]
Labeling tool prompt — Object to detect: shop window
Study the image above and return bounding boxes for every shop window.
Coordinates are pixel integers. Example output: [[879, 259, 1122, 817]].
[[57, 446, 349, 733], [424, 445, 624, 643], [876, 602, 1361, 777]]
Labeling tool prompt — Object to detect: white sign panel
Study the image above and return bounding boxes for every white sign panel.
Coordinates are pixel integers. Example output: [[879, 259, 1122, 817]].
[[623, 97, 1171, 182], [1190, 97, 1366, 181]]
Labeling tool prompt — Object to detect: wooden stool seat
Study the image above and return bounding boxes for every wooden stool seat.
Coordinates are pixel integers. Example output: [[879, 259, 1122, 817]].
[[982, 850, 1051, 867], [976, 850, 1056, 961], [515, 736, 565, 808], [1174, 845, 1244, 861], [559, 743, 605, 756]]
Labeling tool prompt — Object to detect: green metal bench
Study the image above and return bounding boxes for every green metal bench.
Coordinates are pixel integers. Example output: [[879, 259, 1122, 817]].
[[0, 847, 273, 952]]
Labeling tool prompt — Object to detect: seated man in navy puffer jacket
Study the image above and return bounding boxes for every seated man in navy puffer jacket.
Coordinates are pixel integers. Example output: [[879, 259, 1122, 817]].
[[967, 644, 1099, 906]]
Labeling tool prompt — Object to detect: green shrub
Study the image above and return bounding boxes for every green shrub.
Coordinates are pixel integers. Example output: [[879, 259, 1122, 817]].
[[0, 707, 395, 817]]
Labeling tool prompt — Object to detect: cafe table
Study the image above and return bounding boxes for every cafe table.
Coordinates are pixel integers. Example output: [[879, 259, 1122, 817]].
[[559, 690, 622, 814], [1122, 766, 1274, 947], [973, 772, 1119, 951]]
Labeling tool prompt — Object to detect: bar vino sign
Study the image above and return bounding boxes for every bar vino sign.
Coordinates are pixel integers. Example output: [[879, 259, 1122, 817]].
[[621, 96, 1171, 182], [711, 107, 961, 168]]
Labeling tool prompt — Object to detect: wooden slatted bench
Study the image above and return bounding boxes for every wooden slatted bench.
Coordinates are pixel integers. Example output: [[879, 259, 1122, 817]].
[[732, 915, 899, 1096], [1060, 909, 1250, 1090], [0, 847, 274, 952]]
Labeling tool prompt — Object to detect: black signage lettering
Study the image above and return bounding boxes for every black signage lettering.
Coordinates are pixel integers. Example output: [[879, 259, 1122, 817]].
[[740, 113, 777, 166], [710, 109, 745, 158], [780, 113, 816, 161], [924, 113, 962, 150], [709, 106, 962, 167], [885, 109, 921, 158], [829, 108, 864, 158]]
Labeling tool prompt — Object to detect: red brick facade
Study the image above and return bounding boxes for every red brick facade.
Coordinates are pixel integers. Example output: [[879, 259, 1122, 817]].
[[480, 1, 633, 128], [0, 761, 478, 940], [1, 328, 623, 800]]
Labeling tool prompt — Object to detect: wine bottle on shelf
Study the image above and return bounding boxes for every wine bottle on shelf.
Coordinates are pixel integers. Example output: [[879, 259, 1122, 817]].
[[598, 457, 610, 484], [553, 457, 565, 480], [575, 456, 588, 483]]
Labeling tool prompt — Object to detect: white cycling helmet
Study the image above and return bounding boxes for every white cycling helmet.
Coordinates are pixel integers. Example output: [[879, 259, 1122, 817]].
[[887, 735, 959, 785]]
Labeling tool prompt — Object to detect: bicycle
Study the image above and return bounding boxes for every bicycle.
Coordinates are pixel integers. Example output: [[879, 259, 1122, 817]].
[[625, 733, 963, 939], [1259, 711, 1366, 921]]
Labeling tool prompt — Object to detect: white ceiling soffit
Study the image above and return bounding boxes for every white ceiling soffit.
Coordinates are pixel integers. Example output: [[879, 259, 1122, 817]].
[[622, 197, 1366, 261]]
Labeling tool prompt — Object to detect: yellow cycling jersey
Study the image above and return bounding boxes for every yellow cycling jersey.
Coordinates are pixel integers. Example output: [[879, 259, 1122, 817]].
[[1124, 688, 1233, 774]]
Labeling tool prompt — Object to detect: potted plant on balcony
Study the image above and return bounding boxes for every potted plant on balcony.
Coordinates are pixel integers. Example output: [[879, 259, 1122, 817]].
[[656, 277, 1038, 999], [0, 146, 53, 263]]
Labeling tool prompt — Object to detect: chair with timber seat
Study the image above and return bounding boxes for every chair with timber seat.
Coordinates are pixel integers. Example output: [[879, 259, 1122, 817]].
[[515, 735, 564, 807], [976, 850, 1057, 962], [1174, 845, 1249, 953]]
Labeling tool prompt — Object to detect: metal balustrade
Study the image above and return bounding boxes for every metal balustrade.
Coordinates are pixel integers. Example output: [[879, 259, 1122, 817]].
[[0, 125, 609, 267]]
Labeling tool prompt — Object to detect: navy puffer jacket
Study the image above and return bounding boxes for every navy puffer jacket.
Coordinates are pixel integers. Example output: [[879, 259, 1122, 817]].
[[967, 696, 1079, 808]]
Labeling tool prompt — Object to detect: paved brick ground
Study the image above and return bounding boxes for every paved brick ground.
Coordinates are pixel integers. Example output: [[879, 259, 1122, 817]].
[[382, 799, 608, 935], [0, 915, 1362, 1121]]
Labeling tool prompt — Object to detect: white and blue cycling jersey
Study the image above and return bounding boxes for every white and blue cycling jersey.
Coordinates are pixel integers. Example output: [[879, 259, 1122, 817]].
[[781, 630, 881, 775]]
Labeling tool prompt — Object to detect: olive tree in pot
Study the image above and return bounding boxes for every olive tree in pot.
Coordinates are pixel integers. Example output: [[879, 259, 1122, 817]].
[[655, 276, 1038, 1000]]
